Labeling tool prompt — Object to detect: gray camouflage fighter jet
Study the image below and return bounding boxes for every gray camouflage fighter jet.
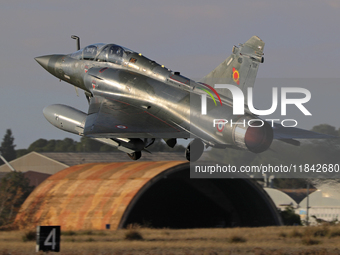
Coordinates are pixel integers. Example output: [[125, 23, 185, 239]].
[[36, 36, 330, 161]]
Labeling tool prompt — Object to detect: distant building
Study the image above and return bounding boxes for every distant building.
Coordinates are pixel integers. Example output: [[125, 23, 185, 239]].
[[279, 188, 316, 204], [0, 151, 188, 187], [23, 171, 51, 187], [0, 151, 187, 176], [264, 188, 298, 209], [298, 189, 340, 224], [0, 151, 68, 175]]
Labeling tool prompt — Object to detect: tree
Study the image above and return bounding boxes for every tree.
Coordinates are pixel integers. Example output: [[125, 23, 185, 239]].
[[55, 138, 77, 152], [100, 144, 118, 152], [0, 172, 33, 226], [16, 149, 29, 158], [0, 129, 16, 165], [27, 138, 48, 152], [273, 179, 315, 189], [311, 124, 338, 136], [44, 140, 57, 152], [76, 137, 104, 152], [149, 139, 185, 152], [279, 205, 301, 226]]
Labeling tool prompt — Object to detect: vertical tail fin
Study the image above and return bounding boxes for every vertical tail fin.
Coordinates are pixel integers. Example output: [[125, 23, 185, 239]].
[[199, 36, 265, 103]]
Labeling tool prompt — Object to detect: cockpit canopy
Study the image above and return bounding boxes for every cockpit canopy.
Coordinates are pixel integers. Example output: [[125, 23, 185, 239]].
[[69, 43, 135, 65]]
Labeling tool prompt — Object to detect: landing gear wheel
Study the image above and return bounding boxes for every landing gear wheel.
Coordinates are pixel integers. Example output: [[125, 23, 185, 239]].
[[127, 151, 142, 160], [185, 138, 204, 162]]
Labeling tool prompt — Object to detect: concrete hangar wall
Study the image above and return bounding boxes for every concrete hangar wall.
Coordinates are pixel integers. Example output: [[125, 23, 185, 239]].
[[16, 161, 282, 230]]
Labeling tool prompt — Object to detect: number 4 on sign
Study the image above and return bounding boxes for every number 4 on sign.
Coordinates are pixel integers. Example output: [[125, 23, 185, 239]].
[[44, 228, 56, 250], [36, 226, 60, 252]]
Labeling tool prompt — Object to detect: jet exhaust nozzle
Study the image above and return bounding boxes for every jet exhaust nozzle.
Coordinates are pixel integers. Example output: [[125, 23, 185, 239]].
[[233, 116, 273, 153]]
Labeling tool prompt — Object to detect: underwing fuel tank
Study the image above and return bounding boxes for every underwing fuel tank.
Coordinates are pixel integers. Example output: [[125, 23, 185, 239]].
[[43, 104, 145, 153], [43, 104, 86, 135]]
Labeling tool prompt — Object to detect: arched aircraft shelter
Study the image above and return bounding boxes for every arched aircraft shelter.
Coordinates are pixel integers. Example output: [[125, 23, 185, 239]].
[[16, 161, 282, 230]]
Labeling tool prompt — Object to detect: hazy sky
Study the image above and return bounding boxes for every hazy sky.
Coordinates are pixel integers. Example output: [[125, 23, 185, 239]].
[[1, 0, 340, 149]]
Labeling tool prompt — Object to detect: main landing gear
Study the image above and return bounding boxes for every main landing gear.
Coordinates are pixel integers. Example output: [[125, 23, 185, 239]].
[[185, 138, 204, 162], [127, 151, 142, 160]]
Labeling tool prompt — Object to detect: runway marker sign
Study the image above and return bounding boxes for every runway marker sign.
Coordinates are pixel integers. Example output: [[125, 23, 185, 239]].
[[36, 226, 60, 252]]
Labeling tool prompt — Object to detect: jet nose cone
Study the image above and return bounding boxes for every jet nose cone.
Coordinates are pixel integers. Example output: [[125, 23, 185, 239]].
[[35, 55, 53, 71]]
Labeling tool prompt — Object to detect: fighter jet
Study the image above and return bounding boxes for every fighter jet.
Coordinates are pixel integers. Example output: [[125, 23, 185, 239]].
[[36, 35, 331, 161]]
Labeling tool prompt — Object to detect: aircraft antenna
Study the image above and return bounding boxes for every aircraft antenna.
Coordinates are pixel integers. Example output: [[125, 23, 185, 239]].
[[71, 35, 80, 51]]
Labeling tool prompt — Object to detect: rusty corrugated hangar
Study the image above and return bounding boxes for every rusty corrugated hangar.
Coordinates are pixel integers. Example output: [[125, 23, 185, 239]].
[[16, 161, 282, 230]]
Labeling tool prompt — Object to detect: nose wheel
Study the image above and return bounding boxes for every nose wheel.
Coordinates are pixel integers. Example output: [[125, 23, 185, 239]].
[[127, 151, 142, 160], [185, 139, 204, 162]]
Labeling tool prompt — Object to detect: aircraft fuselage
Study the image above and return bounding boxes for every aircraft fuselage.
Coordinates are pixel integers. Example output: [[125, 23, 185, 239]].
[[36, 40, 273, 161]]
